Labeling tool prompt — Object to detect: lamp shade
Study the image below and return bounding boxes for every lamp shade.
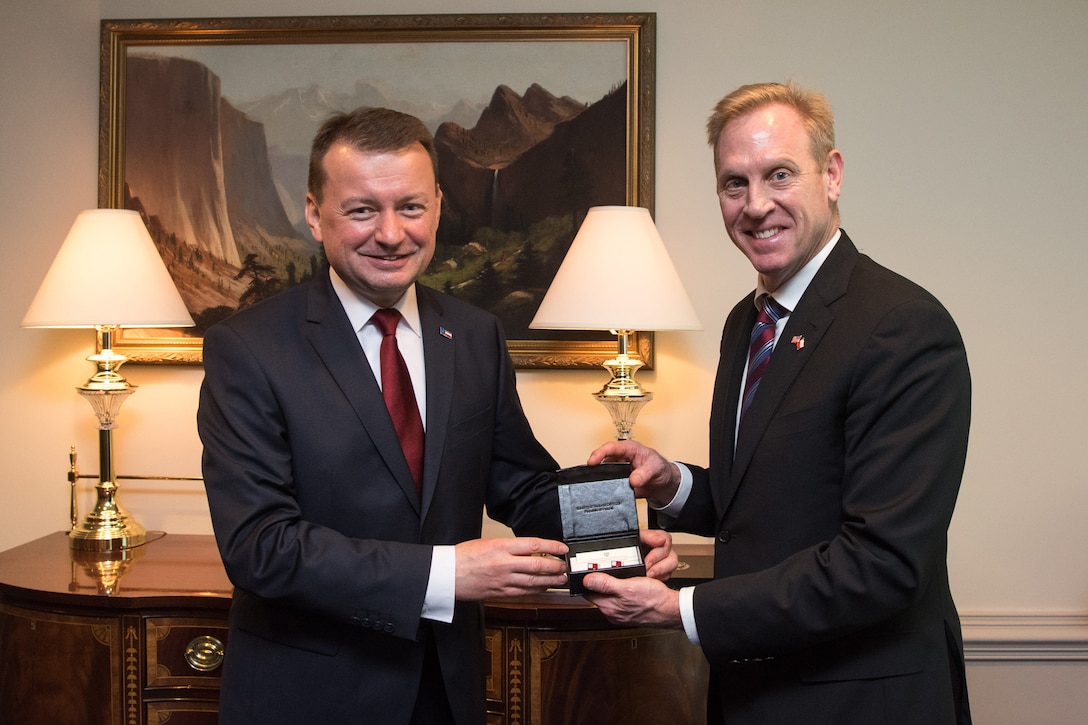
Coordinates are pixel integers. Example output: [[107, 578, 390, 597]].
[[529, 206, 701, 331], [22, 209, 194, 328]]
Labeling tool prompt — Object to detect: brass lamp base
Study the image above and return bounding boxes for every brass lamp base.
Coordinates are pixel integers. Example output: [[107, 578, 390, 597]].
[[68, 326, 146, 552], [595, 329, 653, 440], [69, 477, 147, 552]]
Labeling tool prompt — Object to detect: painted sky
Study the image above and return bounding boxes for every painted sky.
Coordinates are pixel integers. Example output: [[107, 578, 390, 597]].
[[156, 40, 627, 109]]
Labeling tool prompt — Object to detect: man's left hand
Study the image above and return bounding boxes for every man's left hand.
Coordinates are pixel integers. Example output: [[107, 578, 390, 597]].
[[581, 567, 683, 629]]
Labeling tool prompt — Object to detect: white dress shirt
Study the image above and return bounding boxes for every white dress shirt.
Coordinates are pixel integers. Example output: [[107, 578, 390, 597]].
[[329, 269, 456, 624]]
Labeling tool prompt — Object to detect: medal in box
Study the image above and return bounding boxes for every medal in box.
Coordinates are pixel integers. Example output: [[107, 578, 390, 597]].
[[557, 463, 645, 596]]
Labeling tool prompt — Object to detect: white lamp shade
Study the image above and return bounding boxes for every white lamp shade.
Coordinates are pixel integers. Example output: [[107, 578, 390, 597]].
[[529, 206, 701, 331], [22, 209, 194, 328]]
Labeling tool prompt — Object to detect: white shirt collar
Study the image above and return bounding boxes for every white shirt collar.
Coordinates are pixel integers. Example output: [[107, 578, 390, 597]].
[[755, 229, 841, 312], [328, 267, 427, 426], [328, 267, 422, 337]]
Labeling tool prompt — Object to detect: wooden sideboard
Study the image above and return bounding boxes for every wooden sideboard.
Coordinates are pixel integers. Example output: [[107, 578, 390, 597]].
[[0, 533, 710, 725], [483, 593, 709, 725], [0, 532, 232, 725]]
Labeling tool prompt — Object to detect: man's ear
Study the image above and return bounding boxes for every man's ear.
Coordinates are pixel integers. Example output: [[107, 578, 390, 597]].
[[825, 149, 844, 204], [304, 193, 323, 242]]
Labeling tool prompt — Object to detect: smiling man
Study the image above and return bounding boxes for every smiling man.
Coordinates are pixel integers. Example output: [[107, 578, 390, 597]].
[[198, 106, 677, 725], [582, 83, 973, 724], [711, 93, 842, 293], [306, 125, 442, 308]]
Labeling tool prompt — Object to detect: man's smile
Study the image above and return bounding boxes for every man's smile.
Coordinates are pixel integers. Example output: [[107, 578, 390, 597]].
[[752, 226, 784, 240]]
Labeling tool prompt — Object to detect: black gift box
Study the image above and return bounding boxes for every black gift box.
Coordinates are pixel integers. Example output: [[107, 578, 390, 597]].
[[557, 462, 645, 596]]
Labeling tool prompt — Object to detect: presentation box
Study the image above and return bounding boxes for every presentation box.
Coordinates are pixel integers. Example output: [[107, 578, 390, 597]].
[[557, 463, 645, 596]]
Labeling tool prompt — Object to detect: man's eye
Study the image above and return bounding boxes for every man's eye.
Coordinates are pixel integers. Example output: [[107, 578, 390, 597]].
[[770, 170, 793, 184], [719, 179, 744, 196]]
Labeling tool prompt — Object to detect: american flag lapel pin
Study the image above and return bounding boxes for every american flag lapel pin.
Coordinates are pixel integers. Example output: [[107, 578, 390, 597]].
[[791, 335, 805, 350], [440, 327, 453, 340]]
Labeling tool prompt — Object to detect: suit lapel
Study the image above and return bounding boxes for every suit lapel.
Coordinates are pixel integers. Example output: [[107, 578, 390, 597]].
[[709, 299, 755, 516], [417, 286, 455, 517], [303, 274, 422, 512], [724, 235, 859, 511]]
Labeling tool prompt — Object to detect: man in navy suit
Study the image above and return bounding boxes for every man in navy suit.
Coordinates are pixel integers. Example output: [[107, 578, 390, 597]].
[[198, 106, 676, 724], [583, 82, 972, 724]]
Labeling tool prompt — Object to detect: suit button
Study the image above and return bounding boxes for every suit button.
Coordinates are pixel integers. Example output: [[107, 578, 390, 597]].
[[717, 529, 732, 544]]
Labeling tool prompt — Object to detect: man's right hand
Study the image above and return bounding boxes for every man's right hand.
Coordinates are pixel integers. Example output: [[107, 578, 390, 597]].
[[454, 537, 568, 601], [587, 440, 681, 508]]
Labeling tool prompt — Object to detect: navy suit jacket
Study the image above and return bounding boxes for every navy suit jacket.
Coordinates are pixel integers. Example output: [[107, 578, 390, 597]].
[[198, 273, 561, 724], [672, 233, 972, 723]]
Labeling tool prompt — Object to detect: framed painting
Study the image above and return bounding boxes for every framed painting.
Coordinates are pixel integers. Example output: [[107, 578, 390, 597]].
[[99, 13, 655, 367]]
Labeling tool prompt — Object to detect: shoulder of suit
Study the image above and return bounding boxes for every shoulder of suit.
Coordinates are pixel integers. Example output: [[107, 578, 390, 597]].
[[209, 276, 315, 336], [851, 253, 943, 308]]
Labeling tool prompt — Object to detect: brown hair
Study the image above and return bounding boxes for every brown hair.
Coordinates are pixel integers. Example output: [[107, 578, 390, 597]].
[[307, 107, 439, 202]]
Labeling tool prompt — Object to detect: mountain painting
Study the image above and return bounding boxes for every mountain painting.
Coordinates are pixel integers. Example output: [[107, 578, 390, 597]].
[[109, 32, 641, 365]]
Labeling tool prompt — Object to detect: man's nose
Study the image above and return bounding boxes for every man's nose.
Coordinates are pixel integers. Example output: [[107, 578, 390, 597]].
[[374, 211, 403, 244], [745, 184, 774, 218]]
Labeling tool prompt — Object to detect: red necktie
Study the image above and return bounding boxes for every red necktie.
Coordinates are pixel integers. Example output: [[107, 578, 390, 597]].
[[740, 294, 787, 425], [371, 308, 424, 494]]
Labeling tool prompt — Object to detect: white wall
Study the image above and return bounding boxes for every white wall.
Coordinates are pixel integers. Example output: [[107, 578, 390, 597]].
[[3, 1, 1086, 722]]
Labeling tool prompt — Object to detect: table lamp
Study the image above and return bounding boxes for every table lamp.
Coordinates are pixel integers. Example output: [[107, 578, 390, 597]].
[[22, 209, 195, 551], [529, 206, 701, 439]]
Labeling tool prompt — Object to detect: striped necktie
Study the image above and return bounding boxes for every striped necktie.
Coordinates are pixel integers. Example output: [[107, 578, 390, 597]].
[[740, 294, 788, 424]]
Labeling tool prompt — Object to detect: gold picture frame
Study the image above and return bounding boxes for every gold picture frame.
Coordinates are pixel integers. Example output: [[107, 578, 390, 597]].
[[99, 13, 655, 368]]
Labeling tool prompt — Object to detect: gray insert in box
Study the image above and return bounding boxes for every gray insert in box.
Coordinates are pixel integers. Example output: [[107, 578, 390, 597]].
[[559, 476, 639, 540]]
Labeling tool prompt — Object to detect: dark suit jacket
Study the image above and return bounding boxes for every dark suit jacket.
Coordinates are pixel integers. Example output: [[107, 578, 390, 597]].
[[198, 273, 561, 724], [671, 233, 972, 724]]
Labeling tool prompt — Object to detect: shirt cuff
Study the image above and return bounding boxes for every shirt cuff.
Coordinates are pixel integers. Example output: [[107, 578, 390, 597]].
[[650, 462, 694, 521], [679, 585, 701, 647], [421, 545, 456, 623]]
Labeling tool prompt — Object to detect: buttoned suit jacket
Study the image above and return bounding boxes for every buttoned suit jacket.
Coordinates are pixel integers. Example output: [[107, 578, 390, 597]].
[[671, 233, 972, 724], [198, 273, 561, 724]]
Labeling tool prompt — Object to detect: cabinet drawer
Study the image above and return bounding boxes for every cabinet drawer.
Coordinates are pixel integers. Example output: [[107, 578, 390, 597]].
[[145, 617, 229, 689], [146, 700, 220, 724]]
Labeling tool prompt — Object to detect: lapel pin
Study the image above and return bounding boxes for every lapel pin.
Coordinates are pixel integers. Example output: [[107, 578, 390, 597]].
[[791, 335, 805, 350], [440, 327, 453, 340]]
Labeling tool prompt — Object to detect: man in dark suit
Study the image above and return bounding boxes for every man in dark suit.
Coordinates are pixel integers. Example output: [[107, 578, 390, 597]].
[[582, 82, 972, 723], [198, 106, 676, 724]]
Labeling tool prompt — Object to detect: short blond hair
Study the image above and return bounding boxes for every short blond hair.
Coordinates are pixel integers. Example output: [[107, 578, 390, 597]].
[[706, 82, 836, 169]]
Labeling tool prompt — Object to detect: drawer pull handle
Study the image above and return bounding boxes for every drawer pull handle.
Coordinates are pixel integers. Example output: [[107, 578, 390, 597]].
[[184, 635, 225, 672]]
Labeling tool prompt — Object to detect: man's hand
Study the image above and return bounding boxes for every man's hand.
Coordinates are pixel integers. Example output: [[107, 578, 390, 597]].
[[640, 528, 677, 581], [581, 572, 683, 629], [587, 440, 681, 508], [454, 537, 568, 600]]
